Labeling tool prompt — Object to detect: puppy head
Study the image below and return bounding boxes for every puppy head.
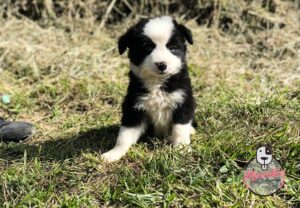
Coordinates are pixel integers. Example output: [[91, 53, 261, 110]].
[[256, 145, 273, 166], [118, 16, 193, 78]]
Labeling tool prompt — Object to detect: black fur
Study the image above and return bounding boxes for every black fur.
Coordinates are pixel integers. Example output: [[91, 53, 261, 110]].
[[176, 23, 193, 45]]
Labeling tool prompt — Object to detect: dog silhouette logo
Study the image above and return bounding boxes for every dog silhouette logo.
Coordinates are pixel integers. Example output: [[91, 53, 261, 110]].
[[256, 146, 272, 170]]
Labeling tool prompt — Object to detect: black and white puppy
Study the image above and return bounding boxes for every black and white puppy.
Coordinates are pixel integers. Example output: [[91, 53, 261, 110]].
[[101, 16, 195, 162]]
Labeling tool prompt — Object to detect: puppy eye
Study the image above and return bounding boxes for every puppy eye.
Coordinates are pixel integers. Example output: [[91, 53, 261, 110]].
[[145, 45, 153, 50], [167, 45, 178, 51]]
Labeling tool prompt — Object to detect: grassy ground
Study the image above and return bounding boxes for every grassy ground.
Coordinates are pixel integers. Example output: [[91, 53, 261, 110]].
[[0, 1, 300, 207]]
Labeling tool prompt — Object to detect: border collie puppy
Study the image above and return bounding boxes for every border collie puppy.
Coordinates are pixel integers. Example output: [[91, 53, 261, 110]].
[[101, 16, 195, 162]]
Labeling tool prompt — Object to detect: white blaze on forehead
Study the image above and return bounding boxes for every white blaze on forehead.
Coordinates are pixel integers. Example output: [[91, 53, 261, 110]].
[[137, 16, 182, 78], [143, 16, 174, 44]]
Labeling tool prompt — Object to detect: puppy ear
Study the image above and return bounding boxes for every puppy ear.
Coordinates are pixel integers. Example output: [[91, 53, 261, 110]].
[[118, 29, 132, 55], [177, 24, 193, 45]]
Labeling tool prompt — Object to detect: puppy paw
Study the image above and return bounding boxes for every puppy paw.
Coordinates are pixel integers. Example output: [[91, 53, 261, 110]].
[[101, 149, 123, 163], [172, 137, 191, 146]]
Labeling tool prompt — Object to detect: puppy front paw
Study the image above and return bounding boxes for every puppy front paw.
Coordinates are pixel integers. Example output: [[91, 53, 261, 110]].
[[171, 122, 192, 147], [172, 137, 191, 146], [101, 149, 124, 162]]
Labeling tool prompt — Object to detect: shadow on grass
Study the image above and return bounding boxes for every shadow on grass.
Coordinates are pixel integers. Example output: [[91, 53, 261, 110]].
[[0, 124, 119, 162]]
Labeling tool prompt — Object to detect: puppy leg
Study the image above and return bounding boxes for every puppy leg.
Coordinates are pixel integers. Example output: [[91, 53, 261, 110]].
[[171, 121, 193, 146], [101, 124, 145, 162]]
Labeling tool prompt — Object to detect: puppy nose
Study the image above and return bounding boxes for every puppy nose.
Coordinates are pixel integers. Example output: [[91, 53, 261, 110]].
[[260, 157, 268, 160], [155, 62, 167, 72]]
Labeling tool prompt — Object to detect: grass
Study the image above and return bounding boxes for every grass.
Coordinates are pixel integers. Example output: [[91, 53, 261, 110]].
[[0, 0, 300, 207]]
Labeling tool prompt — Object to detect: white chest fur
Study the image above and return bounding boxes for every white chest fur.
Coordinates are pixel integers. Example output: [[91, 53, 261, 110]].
[[134, 85, 185, 137]]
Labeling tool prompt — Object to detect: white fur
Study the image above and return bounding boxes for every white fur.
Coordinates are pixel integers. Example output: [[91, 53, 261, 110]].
[[141, 16, 182, 76], [131, 62, 186, 137], [143, 16, 174, 43], [101, 124, 146, 162], [134, 86, 185, 137], [171, 120, 193, 146]]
